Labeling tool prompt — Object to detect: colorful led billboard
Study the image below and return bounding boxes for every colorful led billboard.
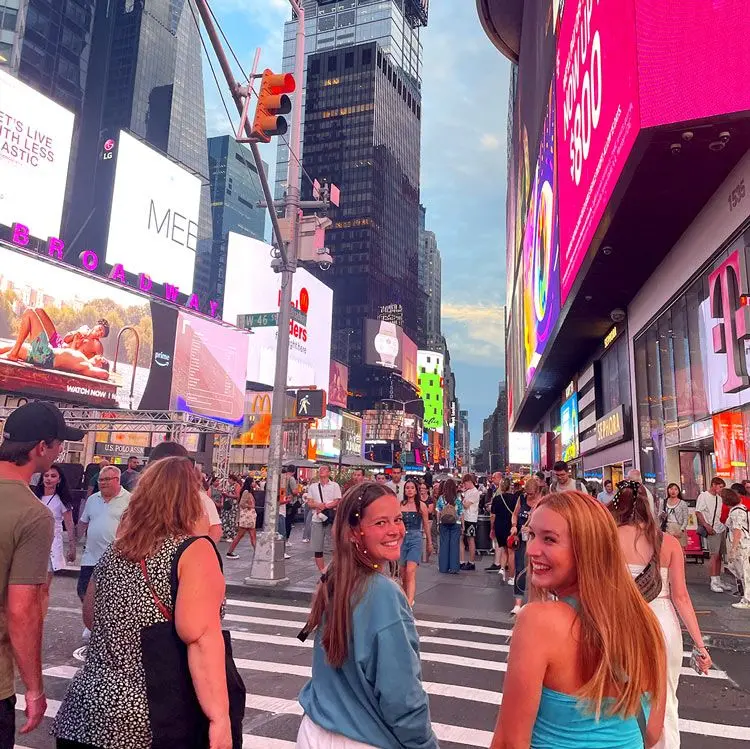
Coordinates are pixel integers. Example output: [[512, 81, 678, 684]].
[[418, 350, 444, 432], [560, 393, 579, 462], [0, 70, 75, 240], [0, 244, 247, 421], [328, 359, 349, 408], [523, 84, 560, 384], [556, 0, 640, 302]]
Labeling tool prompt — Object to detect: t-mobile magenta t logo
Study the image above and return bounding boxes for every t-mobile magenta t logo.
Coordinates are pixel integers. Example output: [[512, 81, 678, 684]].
[[708, 246, 750, 393]]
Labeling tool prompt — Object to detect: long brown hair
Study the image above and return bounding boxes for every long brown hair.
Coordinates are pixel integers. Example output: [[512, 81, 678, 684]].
[[532, 490, 665, 719], [608, 481, 661, 556], [302, 481, 395, 667], [442, 477, 458, 505], [115, 457, 204, 561]]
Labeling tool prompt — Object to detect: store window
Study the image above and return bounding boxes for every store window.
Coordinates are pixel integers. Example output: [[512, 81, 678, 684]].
[[633, 224, 750, 498], [599, 334, 631, 416]]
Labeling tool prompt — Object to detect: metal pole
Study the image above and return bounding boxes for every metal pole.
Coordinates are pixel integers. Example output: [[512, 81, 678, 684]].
[[247, 0, 305, 584], [194, 0, 305, 583]]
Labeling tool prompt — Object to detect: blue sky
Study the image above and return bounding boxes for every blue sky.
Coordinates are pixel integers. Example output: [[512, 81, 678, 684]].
[[203, 0, 510, 445]]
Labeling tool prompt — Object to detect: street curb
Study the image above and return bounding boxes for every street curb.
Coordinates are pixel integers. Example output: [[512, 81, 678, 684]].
[[226, 580, 314, 603]]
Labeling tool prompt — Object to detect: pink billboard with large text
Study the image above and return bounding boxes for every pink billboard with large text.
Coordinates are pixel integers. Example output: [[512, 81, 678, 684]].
[[556, 0, 640, 303]]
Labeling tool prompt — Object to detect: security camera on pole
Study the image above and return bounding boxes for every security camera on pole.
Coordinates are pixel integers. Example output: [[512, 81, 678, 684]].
[[194, 0, 335, 584]]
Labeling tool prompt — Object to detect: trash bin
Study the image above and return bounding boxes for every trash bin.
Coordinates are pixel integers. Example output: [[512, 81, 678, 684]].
[[477, 514, 492, 554]]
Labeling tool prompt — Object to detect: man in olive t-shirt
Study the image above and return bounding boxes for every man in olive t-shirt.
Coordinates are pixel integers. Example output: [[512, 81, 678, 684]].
[[0, 402, 83, 747]]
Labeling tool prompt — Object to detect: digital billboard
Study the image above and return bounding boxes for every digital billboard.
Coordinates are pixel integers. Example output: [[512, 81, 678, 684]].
[[171, 312, 248, 424], [560, 393, 579, 462], [328, 359, 349, 408], [556, 0, 640, 302], [363, 319, 403, 372], [523, 84, 560, 384], [0, 70, 75, 240], [223, 233, 333, 391], [106, 131, 202, 293], [509, 432, 533, 465], [310, 409, 344, 461], [401, 333, 418, 388], [417, 350, 444, 432], [0, 244, 247, 421]]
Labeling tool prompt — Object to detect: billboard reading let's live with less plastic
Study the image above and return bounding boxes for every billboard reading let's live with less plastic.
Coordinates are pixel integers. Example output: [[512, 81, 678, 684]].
[[556, 0, 640, 303]]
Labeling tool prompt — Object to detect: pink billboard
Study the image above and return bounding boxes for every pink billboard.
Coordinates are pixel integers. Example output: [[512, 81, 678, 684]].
[[328, 359, 349, 409], [556, 0, 640, 302]]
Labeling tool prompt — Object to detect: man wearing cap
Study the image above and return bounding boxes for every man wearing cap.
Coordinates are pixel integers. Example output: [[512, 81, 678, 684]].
[[0, 401, 84, 743]]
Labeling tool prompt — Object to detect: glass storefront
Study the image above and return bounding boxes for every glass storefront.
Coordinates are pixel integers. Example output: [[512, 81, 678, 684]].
[[634, 223, 750, 500]]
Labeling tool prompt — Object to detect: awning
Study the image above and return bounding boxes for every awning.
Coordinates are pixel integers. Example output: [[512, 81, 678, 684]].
[[316, 455, 389, 467]]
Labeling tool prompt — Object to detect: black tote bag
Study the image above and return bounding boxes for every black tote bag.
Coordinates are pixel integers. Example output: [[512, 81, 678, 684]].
[[140, 537, 246, 749]]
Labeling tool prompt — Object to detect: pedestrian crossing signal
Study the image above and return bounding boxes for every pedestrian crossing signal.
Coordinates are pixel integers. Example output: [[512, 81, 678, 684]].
[[251, 69, 295, 143]]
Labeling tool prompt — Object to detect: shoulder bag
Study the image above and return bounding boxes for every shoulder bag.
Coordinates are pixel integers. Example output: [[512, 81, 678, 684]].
[[140, 537, 246, 748], [318, 483, 336, 526], [440, 499, 458, 525], [696, 497, 718, 538], [633, 532, 663, 604]]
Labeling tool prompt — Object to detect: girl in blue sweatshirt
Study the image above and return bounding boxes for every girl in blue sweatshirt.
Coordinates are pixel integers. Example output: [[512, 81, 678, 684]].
[[297, 481, 439, 749]]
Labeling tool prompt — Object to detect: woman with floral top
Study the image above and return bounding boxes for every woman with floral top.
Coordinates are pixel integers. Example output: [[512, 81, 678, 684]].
[[436, 478, 464, 574]]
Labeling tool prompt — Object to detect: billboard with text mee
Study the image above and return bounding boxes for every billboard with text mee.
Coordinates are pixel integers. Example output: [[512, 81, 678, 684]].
[[106, 131, 202, 293]]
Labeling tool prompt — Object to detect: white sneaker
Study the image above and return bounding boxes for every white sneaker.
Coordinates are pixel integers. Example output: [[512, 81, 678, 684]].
[[710, 581, 725, 593], [284, 553, 291, 560], [732, 600, 750, 609], [507, 577, 515, 586], [511, 604, 522, 616], [82, 627, 91, 643], [498, 568, 506, 581], [302, 539, 310, 543], [720, 581, 735, 591]]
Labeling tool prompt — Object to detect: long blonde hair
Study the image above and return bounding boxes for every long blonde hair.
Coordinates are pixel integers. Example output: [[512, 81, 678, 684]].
[[115, 456, 204, 561], [531, 490, 665, 718]]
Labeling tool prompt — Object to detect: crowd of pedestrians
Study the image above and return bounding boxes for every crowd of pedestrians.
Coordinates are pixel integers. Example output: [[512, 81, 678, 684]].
[[0, 402, 744, 749]]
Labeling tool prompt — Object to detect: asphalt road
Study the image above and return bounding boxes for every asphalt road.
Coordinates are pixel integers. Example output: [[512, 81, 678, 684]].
[[12, 576, 750, 748]]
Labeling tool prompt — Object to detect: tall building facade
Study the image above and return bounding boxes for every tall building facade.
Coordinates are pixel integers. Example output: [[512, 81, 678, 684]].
[[0, 0, 96, 114], [418, 217, 441, 349], [275, 0, 424, 200], [294, 1, 427, 409], [206, 135, 267, 307], [62, 0, 212, 294]]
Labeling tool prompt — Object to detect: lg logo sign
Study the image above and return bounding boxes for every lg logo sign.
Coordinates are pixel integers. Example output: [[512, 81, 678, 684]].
[[102, 138, 116, 161], [708, 245, 750, 394]]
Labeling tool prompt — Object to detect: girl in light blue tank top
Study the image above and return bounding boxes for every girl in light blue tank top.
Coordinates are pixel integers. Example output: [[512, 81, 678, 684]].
[[490, 490, 666, 749]]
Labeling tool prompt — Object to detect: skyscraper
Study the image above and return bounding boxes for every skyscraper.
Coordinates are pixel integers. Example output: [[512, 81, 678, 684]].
[[418, 212, 441, 349], [0, 0, 96, 114], [62, 0, 212, 295], [206, 135, 267, 306]]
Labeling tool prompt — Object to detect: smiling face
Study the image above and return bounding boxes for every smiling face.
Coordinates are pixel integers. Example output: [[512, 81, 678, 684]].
[[526, 506, 577, 596], [355, 493, 404, 564], [42, 466, 60, 493]]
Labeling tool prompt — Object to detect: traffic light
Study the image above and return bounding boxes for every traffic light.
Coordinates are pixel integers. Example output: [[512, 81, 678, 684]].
[[251, 69, 295, 143]]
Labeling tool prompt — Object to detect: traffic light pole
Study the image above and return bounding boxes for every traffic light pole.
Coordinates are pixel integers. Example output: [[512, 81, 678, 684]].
[[194, 0, 306, 584]]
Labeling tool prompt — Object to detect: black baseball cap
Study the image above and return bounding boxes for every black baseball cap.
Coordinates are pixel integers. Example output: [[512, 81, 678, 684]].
[[2, 402, 85, 443]]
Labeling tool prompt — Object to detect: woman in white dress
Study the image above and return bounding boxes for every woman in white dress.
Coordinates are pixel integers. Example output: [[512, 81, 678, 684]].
[[609, 480, 711, 748], [33, 464, 76, 615]]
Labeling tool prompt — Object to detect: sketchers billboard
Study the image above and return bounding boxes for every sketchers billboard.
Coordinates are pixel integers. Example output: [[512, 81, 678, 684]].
[[223, 233, 333, 391], [0, 243, 247, 422], [0, 70, 75, 240], [106, 131, 201, 293]]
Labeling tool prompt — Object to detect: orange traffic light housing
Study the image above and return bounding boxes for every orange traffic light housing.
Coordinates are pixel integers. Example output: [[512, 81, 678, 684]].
[[251, 69, 295, 143]]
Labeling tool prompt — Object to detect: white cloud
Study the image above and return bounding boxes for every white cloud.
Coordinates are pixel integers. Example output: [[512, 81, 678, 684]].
[[480, 133, 501, 150], [441, 303, 505, 366]]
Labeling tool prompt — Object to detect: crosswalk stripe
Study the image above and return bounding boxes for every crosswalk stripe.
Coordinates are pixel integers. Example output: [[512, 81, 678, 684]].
[[243, 738, 295, 749], [33, 662, 750, 741], [225, 599, 515, 637]]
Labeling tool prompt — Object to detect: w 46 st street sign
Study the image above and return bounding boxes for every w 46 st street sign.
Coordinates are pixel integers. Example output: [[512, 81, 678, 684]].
[[237, 307, 307, 330]]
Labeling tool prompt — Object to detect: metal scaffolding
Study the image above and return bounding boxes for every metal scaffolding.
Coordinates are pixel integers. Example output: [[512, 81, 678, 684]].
[[0, 407, 234, 478]]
